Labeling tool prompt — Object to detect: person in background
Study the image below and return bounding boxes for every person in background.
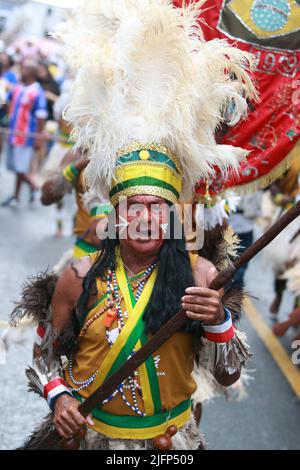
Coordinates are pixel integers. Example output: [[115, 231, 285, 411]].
[[0, 52, 18, 87], [37, 62, 60, 122], [36, 61, 61, 166], [228, 192, 262, 286], [273, 306, 300, 342], [41, 148, 111, 259], [268, 158, 300, 318], [272, 195, 300, 338], [1, 59, 47, 208], [39, 77, 74, 238]]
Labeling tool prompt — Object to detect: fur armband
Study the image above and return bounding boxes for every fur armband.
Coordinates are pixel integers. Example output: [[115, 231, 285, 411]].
[[10, 272, 76, 359]]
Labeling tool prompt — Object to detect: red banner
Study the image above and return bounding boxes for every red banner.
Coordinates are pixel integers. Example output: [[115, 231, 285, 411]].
[[174, 0, 300, 197]]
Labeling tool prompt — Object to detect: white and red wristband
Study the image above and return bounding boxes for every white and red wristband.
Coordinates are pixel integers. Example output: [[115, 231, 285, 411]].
[[44, 377, 73, 411], [203, 308, 235, 343]]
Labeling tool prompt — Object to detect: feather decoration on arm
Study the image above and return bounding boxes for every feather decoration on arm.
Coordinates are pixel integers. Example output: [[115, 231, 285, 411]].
[[58, 0, 257, 200]]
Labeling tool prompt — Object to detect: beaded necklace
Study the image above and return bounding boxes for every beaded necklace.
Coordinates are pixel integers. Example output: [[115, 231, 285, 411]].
[[103, 262, 157, 416]]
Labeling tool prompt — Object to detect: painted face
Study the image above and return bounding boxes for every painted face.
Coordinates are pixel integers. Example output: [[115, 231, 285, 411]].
[[116, 195, 170, 257]]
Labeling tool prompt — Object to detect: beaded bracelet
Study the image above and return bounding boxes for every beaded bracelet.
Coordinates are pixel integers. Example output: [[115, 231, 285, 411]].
[[62, 162, 80, 184]]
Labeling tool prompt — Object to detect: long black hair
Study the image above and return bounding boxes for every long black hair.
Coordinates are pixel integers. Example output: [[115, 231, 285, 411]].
[[75, 207, 204, 339]]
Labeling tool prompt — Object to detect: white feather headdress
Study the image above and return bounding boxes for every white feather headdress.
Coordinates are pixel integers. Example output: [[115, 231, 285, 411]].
[[59, 0, 257, 200]]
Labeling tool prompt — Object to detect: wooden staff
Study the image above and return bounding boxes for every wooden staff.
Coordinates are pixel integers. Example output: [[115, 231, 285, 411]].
[[36, 200, 300, 449]]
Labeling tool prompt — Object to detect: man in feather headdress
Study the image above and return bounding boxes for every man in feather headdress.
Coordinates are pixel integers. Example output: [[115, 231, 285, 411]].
[[12, 0, 256, 450]]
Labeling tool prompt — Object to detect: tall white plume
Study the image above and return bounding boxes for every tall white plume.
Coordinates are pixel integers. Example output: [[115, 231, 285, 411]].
[[59, 0, 257, 199]]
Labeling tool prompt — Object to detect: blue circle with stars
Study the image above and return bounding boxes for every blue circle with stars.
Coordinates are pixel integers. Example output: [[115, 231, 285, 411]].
[[251, 0, 290, 32]]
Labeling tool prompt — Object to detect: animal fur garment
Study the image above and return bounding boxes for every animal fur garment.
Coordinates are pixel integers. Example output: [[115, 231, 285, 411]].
[[10, 272, 58, 327], [10, 272, 76, 359], [18, 413, 61, 450], [57, 0, 257, 200]]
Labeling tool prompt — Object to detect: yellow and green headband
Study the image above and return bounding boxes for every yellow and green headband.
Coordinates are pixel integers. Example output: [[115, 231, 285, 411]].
[[110, 143, 183, 206]]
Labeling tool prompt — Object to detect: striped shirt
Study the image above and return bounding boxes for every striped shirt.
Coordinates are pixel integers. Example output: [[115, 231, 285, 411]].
[[9, 82, 47, 147]]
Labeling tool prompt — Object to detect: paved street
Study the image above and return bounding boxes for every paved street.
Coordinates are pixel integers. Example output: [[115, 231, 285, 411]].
[[0, 164, 300, 450]]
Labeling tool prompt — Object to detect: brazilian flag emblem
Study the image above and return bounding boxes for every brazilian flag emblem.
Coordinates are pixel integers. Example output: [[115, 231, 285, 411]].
[[217, 0, 300, 50]]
